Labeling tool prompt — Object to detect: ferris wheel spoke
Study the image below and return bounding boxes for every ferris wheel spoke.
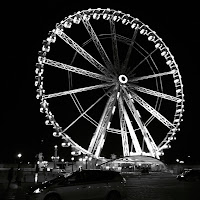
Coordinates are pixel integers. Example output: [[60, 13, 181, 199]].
[[44, 58, 113, 82], [110, 19, 120, 71], [61, 89, 110, 134], [129, 91, 175, 129], [128, 48, 158, 75], [55, 29, 111, 76], [44, 83, 114, 99], [82, 18, 114, 74], [70, 93, 98, 127], [122, 28, 139, 72], [116, 34, 158, 76], [129, 85, 182, 102], [88, 85, 119, 157], [119, 35, 163, 86], [116, 34, 153, 63], [134, 41, 151, 59], [129, 70, 174, 82]]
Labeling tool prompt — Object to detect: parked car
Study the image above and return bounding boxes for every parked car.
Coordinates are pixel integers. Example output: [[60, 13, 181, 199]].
[[176, 169, 200, 181], [26, 169, 127, 200]]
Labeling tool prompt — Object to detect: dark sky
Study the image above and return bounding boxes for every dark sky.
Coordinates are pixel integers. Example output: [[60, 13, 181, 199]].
[[1, 2, 199, 164]]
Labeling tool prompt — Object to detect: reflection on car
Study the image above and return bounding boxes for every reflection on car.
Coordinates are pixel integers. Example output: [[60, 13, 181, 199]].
[[26, 169, 127, 200], [176, 169, 200, 181]]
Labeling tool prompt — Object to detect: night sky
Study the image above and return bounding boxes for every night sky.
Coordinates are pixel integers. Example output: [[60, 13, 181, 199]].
[[1, 2, 199, 164]]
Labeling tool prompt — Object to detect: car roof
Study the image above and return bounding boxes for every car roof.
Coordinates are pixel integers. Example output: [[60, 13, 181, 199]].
[[81, 169, 119, 172], [80, 169, 120, 175]]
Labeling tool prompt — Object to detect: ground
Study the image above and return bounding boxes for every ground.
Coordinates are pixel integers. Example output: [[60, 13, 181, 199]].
[[124, 174, 200, 200], [0, 172, 199, 200]]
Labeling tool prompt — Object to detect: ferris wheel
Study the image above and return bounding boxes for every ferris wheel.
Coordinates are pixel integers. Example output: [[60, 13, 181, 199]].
[[35, 8, 184, 159]]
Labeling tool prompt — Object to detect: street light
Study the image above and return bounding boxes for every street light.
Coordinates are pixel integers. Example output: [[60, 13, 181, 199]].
[[81, 155, 92, 169], [61, 159, 65, 170], [17, 153, 22, 158], [71, 157, 74, 172], [61, 139, 71, 147]]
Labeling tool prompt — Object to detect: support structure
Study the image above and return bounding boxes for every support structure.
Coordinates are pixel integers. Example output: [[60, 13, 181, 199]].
[[122, 87, 160, 158], [118, 94, 130, 156], [88, 85, 119, 157]]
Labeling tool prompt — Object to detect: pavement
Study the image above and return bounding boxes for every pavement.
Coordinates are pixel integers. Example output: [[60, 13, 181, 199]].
[[125, 176, 200, 200], [0, 183, 30, 200], [0, 172, 200, 200]]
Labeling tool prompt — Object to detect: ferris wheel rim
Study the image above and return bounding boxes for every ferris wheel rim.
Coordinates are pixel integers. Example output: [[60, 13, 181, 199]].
[[35, 8, 184, 159]]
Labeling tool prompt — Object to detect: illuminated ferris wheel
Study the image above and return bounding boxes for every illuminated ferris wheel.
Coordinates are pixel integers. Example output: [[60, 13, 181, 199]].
[[35, 8, 184, 159]]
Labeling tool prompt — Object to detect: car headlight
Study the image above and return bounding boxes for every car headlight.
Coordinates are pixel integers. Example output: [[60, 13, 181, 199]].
[[33, 188, 44, 194]]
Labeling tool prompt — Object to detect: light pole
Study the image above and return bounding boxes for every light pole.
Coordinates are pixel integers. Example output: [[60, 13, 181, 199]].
[[17, 153, 22, 169], [51, 145, 59, 169], [61, 159, 65, 170], [82, 155, 92, 169], [71, 157, 74, 172]]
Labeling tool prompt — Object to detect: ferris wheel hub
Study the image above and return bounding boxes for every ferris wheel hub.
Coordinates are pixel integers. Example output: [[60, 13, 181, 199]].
[[118, 74, 128, 84]]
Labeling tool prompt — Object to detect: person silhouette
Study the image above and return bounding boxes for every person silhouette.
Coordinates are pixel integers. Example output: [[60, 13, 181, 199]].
[[7, 167, 14, 189], [16, 168, 23, 186]]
